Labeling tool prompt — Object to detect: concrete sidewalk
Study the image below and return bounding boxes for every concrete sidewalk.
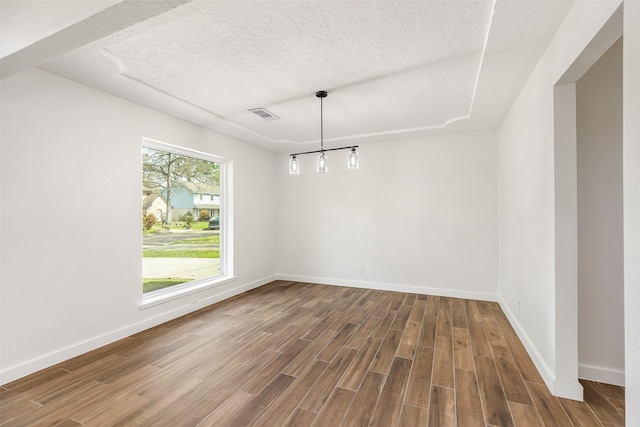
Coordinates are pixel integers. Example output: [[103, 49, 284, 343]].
[[143, 258, 220, 279]]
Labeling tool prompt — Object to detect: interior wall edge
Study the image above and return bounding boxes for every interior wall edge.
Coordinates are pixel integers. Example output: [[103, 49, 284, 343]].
[[275, 274, 499, 303], [498, 295, 583, 401], [0, 274, 277, 386]]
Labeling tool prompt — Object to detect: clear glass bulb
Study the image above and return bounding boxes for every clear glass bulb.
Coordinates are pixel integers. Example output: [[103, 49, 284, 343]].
[[289, 155, 300, 174], [317, 152, 328, 173], [347, 147, 359, 169]]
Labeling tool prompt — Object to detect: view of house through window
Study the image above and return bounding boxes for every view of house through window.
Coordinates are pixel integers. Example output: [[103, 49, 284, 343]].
[[142, 145, 222, 293]]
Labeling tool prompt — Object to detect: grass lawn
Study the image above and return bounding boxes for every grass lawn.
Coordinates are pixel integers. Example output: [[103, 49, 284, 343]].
[[143, 220, 213, 234], [143, 249, 220, 258], [143, 278, 191, 293], [171, 235, 220, 245]]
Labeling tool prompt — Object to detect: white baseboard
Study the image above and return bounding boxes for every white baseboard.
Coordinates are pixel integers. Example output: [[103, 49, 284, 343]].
[[0, 275, 275, 385], [579, 364, 625, 386], [275, 274, 499, 302], [498, 296, 584, 400]]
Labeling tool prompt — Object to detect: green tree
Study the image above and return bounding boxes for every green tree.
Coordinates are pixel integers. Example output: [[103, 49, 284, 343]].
[[143, 147, 220, 223]]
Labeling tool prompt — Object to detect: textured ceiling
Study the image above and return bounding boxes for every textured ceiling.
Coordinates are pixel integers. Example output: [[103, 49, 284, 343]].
[[3, 0, 574, 152]]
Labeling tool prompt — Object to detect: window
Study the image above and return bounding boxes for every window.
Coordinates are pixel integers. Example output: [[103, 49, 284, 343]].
[[141, 138, 231, 307]]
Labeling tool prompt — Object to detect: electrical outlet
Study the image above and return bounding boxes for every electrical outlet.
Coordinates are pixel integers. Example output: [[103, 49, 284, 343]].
[[359, 265, 365, 274]]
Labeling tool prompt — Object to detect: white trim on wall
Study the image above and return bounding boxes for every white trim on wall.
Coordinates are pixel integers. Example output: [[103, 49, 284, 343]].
[[275, 274, 499, 302], [579, 364, 625, 387], [498, 296, 556, 394]]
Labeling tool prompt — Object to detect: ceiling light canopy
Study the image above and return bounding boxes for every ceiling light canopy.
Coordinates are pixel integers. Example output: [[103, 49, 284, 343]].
[[289, 91, 359, 174]]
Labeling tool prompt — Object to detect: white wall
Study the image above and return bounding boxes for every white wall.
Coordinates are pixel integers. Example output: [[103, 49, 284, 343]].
[[497, 0, 623, 400], [576, 38, 624, 385], [0, 68, 277, 383], [623, 0, 640, 423], [276, 131, 498, 300]]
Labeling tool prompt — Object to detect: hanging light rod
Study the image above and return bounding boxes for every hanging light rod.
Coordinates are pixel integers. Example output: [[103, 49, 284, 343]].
[[289, 90, 359, 174], [289, 145, 359, 157]]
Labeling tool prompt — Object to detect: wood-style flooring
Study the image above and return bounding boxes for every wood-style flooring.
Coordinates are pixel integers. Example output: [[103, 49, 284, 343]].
[[0, 281, 626, 426]]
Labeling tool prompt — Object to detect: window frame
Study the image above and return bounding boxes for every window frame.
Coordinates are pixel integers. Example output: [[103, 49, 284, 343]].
[[140, 137, 234, 309]]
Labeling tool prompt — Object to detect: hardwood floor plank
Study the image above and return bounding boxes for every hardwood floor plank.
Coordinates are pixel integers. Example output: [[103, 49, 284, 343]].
[[418, 314, 438, 348], [340, 371, 385, 427], [316, 323, 358, 362], [492, 345, 532, 405], [559, 397, 602, 427], [303, 313, 340, 341], [427, 385, 456, 427], [195, 390, 253, 427], [369, 357, 412, 427], [270, 315, 320, 352], [311, 387, 355, 426], [583, 379, 625, 401], [398, 404, 428, 427], [253, 360, 329, 427], [298, 347, 358, 412], [425, 295, 440, 317], [450, 298, 468, 329], [404, 345, 434, 408], [371, 309, 397, 339], [186, 355, 280, 418], [436, 298, 453, 337], [111, 376, 203, 426], [482, 317, 508, 347], [582, 379, 625, 425], [402, 293, 417, 305], [408, 299, 427, 323], [281, 329, 336, 376], [492, 306, 518, 338], [83, 394, 149, 427], [283, 408, 317, 427], [167, 413, 203, 427], [369, 328, 403, 374], [509, 401, 544, 427], [432, 336, 454, 388], [504, 334, 545, 384], [475, 355, 515, 427], [30, 354, 125, 405], [338, 337, 383, 391], [526, 381, 574, 427], [388, 293, 405, 311], [345, 314, 381, 349], [2, 380, 106, 427], [455, 368, 485, 427], [466, 301, 492, 357], [453, 327, 475, 371], [391, 304, 413, 331], [223, 373, 296, 426], [0, 398, 42, 425], [396, 320, 421, 359], [54, 419, 82, 427]]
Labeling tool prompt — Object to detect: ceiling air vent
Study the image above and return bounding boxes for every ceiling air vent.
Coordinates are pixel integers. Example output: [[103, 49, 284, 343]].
[[249, 108, 280, 121]]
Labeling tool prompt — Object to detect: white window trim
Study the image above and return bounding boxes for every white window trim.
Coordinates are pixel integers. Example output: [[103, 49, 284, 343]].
[[140, 137, 234, 309]]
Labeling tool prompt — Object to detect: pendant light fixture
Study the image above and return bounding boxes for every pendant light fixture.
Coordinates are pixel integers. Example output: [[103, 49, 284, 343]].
[[289, 91, 359, 174]]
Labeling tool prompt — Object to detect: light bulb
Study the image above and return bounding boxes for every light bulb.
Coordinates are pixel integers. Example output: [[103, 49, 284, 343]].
[[317, 152, 328, 173], [289, 155, 300, 174], [347, 147, 359, 169]]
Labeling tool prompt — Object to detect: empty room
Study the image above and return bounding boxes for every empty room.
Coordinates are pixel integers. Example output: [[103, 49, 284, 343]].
[[1, 0, 639, 426]]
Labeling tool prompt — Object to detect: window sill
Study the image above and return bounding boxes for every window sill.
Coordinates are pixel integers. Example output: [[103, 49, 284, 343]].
[[139, 275, 235, 310]]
